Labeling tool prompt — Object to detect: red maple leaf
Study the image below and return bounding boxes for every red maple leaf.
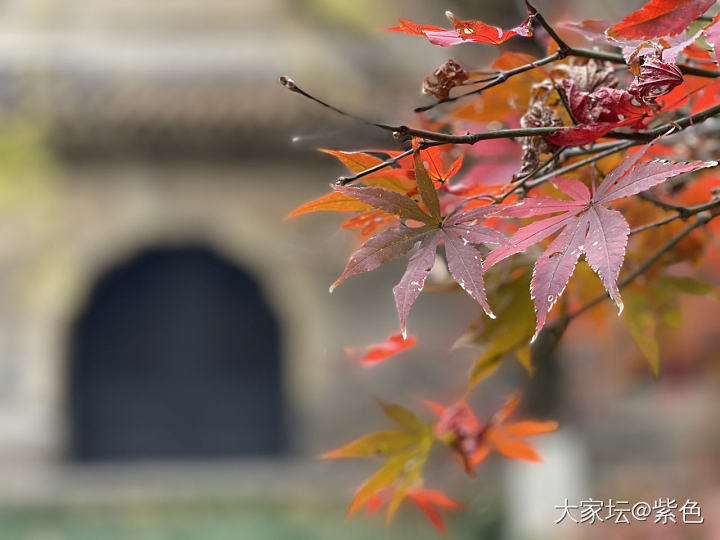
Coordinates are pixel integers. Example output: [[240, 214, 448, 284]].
[[389, 10, 535, 47], [345, 333, 418, 365], [486, 142, 716, 338], [607, 0, 715, 40]]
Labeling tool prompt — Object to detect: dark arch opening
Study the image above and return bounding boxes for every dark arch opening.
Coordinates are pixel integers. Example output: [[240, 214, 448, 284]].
[[68, 245, 285, 461]]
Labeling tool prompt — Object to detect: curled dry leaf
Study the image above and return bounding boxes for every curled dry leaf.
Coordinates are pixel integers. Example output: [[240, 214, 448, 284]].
[[629, 58, 684, 103], [519, 80, 563, 175], [423, 59, 469, 101]]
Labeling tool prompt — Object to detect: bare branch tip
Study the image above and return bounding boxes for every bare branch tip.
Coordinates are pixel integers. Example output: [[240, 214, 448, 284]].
[[279, 75, 297, 90]]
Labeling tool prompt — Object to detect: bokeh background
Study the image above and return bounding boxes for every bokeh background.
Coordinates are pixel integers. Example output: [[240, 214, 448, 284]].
[[0, 0, 718, 538]]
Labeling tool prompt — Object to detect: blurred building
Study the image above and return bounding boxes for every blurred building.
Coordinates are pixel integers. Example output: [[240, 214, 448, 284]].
[[0, 0, 477, 488]]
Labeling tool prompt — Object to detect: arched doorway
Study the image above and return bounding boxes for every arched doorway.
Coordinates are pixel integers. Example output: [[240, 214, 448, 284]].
[[68, 245, 285, 460]]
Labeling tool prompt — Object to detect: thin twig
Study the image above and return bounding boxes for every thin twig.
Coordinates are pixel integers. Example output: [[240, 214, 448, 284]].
[[527, 1, 571, 54], [554, 83, 579, 125], [630, 214, 680, 235], [279, 76, 396, 133], [460, 74, 502, 86], [393, 125, 566, 144], [637, 193, 684, 212]]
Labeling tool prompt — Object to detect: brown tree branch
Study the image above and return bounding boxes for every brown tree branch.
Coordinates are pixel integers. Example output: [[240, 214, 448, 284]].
[[281, 73, 720, 152]]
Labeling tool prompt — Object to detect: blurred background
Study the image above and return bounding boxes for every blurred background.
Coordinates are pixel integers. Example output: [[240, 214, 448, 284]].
[[0, 0, 718, 538]]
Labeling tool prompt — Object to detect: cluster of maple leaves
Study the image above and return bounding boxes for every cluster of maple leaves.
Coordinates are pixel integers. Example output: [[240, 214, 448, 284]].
[[286, 0, 720, 532]]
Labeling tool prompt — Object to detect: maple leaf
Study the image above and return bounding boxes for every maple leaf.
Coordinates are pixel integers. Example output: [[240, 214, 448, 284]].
[[287, 191, 371, 219], [286, 148, 414, 219], [322, 430, 419, 459], [486, 144, 716, 339], [345, 333, 418, 365], [431, 395, 558, 474], [393, 205, 506, 336], [607, 0, 715, 40], [324, 401, 435, 525], [333, 186, 432, 224], [389, 10, 535, 47], [331, 151, 506, 337]]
